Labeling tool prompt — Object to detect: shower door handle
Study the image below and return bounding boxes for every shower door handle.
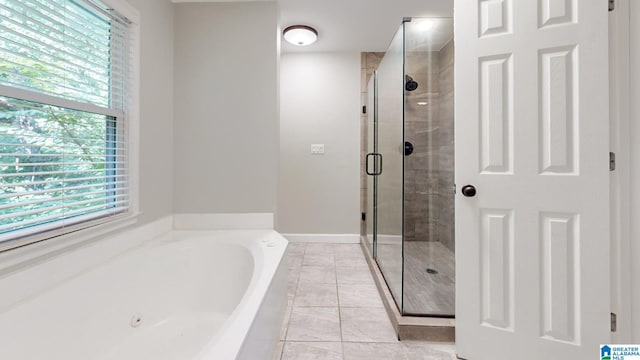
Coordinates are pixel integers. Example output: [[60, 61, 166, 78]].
[[366, 153, 383, 176]]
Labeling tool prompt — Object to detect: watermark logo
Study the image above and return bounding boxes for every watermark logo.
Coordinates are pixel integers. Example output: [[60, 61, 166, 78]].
[[601, 345, 640, 359]]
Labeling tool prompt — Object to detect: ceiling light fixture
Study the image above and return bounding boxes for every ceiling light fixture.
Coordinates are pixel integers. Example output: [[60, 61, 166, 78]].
[[283, 25, 318, 46]]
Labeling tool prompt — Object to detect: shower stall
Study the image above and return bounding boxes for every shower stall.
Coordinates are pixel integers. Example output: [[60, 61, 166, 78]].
[[364, 17, 454, 317]]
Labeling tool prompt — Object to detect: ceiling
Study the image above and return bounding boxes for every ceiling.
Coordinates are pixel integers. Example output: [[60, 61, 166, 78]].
[[279, 0, 453, 53], [173, 0, 453, 53]]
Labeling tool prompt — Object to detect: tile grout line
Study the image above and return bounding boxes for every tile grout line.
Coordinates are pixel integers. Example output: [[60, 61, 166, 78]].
[[280, 242, 306, 359], [333, 244, 346, 359]]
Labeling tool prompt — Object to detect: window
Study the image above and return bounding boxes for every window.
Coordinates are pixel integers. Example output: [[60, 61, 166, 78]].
[[0, 0, 135, 250]]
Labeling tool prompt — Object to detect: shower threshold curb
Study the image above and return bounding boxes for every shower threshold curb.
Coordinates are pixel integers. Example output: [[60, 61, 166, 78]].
[[359, 236, 455, 342]]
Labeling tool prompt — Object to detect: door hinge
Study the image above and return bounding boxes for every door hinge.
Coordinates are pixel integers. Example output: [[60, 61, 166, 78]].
[[609, 0, 615, 11], [361, 212, 366, 221], [610, 152, 616, 171], [611, 312, 617, 332], [362, 105, 367, 114]]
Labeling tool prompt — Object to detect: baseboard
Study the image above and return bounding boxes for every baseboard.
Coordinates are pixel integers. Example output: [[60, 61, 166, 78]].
[[281, 233, 360, 244], [173, 213, 274, 230]]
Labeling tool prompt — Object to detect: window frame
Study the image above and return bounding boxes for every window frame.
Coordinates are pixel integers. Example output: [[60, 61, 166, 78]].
[[0, 0, 140, 253]]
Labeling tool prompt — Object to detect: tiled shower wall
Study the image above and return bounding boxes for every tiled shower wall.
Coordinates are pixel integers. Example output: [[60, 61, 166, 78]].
[[404, 50, 441, 242], [437, 40, 455, 252], [360, 40, 454, 252]]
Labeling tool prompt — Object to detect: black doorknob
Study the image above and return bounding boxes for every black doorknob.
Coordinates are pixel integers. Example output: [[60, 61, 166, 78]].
[[461, 185, 477, 197]]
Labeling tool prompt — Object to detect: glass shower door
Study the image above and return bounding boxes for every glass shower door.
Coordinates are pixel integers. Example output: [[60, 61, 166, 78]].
[[374, 23, 405, 311], [367, 17, 455, 317], [365, 74, 377, 255], [402, 18, 455, 317]]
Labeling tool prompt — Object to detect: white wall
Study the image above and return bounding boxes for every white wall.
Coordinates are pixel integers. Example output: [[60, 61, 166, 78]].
[[278, 53, 361, 234], [127, 0, 174, 225], [173, 2, 279, 214]]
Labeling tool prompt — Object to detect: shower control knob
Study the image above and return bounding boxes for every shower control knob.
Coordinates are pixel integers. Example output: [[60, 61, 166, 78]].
[[404, 141, 414, 156], [461, 185, 477, 197]]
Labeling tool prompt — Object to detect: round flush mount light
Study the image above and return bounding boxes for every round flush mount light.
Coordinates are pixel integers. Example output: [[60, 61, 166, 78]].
[[283, 25, 318, 46]]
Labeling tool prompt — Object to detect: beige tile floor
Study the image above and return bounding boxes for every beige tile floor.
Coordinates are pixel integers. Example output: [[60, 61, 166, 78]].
[[273, 242, 456, 360]]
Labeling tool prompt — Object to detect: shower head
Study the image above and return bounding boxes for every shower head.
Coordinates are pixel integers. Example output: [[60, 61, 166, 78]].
[[405, 75, 418, 92]]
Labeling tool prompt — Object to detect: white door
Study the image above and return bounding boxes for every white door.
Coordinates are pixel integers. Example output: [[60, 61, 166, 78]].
[[455, 0, 610, 359]]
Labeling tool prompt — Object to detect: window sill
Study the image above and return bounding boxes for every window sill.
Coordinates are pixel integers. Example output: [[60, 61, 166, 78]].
[[0, 212, 142, 276]]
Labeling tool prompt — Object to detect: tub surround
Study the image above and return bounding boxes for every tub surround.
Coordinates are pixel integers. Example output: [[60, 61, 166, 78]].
[[0, 214, 286, 360], [0, 216, 172, 312]]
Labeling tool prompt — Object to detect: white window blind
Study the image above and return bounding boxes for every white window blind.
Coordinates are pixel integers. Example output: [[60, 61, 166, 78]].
[[0, 0, 131, 249]]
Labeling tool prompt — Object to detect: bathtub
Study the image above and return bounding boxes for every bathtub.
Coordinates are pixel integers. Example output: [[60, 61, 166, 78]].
[[0, 228, 288, 360]]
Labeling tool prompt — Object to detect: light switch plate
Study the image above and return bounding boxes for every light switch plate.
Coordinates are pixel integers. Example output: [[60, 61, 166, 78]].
[[311, 144, 325, 155]]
